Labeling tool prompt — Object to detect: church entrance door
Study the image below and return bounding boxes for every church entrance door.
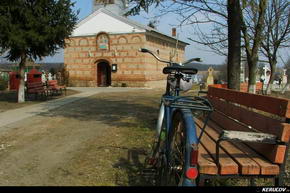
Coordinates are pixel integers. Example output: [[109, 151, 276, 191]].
[[97, 61, 111, 87]]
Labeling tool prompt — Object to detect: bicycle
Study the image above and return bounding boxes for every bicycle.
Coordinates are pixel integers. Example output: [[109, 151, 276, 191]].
[[139, 48, 213, 186]]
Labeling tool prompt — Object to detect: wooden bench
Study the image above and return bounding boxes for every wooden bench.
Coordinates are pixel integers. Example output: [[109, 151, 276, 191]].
[[196, 85, 290, 186], [240, 82, 263, 93], [47, 80, 66, 96], [26, 81, 50, 100], [210, 82, 263, 94]]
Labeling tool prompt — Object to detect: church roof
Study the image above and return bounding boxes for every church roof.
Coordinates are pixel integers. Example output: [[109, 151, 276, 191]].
[[71, 8, 189, 45]]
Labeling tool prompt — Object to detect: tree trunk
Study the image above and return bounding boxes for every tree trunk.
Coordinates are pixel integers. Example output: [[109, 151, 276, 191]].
[[227, 0, 241, 90], [266, 60, 277, 95], [242, 0, 267, 94], [281, 83, 289, 94], [248, 59, 257, 94], [18, 54, 26, 103]]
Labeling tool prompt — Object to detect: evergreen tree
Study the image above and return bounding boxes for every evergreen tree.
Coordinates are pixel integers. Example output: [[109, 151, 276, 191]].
[[0, 0, 78, 102]]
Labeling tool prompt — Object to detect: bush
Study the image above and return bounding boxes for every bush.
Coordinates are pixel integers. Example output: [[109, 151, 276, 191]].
[[0, 79, 8, 91]]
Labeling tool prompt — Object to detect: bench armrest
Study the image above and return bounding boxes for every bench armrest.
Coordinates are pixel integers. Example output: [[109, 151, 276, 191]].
[[220, 130, 277, 144], [215, 130, 278, 165]]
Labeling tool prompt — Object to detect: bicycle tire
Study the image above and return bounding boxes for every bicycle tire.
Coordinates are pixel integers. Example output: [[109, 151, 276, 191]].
[[153, 117, 167, 186], [166, 109, 198, 186]]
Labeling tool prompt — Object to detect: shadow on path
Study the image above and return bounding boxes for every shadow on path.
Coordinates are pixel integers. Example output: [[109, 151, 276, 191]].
[[38, 93, 160, 130]]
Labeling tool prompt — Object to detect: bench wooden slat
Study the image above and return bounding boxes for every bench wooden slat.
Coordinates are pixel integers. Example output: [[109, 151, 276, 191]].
[[196, 121, 239, 175], [281, 123, 290, 143], [204, 121, 279, 172], [208, 86, 290, 118], [198, 119, 281, 175], [228, 142, 280, 175], [208, 111, 287, 164], [196, 119, 261, 175], [26, 82, 48, 99], [247, 143, 286, 164], [198, 144, 218, 175], [208, 96, 289, 142], [210, 110, 255, 132], [48, 80, 66, 89]]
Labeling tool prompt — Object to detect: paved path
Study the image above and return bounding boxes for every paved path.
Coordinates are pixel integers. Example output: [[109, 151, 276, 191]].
[[0, 87, 147, 129]]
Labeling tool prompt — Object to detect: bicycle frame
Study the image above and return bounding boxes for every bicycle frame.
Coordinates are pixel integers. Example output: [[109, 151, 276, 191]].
[[159, 94, 212, 186], [140, 48, 212, 186]]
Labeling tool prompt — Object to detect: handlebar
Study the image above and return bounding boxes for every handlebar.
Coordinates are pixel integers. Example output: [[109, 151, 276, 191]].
[[139, 48, 172, 65], [139, 48, 202, 66]]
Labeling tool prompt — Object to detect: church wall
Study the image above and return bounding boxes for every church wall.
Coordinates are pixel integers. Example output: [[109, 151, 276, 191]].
[[65, 33, 147, 87], [64, 32, 186, 87]]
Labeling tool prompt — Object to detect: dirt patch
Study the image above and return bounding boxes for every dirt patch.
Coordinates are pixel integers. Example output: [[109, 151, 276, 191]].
[[0, 89, 80, 113], [0, 89, 163, 185]]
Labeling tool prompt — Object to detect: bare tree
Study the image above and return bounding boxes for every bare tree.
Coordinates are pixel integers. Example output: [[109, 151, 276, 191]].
[[240, 0, 268, 93], [228, 0, 241, 90], [160, 0, 288, 94], [127, 0, 242, 90], [261, 0, 290, 94]]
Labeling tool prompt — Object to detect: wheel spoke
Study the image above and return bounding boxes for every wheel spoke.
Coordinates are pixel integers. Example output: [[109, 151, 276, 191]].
[[168, 115, 187, 186]]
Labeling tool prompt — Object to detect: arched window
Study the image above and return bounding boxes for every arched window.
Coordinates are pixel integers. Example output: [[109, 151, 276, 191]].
[[97, 33, 109, 50]]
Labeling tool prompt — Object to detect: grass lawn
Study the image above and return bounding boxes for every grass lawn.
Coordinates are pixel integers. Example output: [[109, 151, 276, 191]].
[[0, 89, 80, 113]]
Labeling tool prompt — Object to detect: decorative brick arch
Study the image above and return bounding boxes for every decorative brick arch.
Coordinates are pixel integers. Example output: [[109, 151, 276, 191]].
[[118, 36, 128, 44], [94, 58, 113, 65], [79, 38, 88, 46], [95, 58, 112, 87], [66, 39, 75, 47], [131, 36, 142, 43], [96, 32, 110, 51]]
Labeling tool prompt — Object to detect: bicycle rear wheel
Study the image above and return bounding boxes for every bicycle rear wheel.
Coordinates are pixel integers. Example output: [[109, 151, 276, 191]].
[[167, 111, 186, 185], [167, 110, 198, 186]]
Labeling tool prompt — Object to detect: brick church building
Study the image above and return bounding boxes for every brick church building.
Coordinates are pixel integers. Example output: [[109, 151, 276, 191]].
[[64, 0, 188, 87]]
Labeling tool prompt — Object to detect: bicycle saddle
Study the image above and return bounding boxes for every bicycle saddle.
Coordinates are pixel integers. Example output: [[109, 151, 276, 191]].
[[163, 65, 198, 75]]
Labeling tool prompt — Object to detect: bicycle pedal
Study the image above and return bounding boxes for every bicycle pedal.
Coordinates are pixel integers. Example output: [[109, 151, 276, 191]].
[[142, 168, 157, 182], [146, 157, 157, 166]]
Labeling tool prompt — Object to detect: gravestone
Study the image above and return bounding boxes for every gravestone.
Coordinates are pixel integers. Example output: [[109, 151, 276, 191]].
[[206, 67, 214, 86], [41, 71, 46, 83], [262, 66, 271, 84], [24, 72, 27, 82], [48, 73, 53, 81], [282, 69, 288, 85]]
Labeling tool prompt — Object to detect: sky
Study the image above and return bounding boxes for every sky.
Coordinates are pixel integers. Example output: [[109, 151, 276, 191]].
[[42, 0, 289, 66], [43, 0, 226, 65]]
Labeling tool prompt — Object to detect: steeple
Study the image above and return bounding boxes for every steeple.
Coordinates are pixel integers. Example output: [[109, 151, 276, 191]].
[[92, 0, 128, 16]]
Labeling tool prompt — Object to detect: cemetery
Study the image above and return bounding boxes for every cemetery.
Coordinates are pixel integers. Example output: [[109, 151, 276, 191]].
[[0, 0, 289, 188]]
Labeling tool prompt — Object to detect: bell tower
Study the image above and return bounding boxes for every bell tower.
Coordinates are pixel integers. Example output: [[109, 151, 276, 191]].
[[92, 0, 128, 16]]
